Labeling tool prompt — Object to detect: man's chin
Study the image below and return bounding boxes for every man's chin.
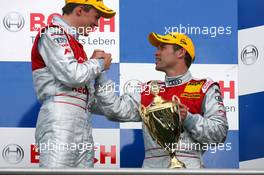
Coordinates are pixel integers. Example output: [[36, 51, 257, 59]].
[[155, 66, 162, 71], [155, 66, 166, 73]]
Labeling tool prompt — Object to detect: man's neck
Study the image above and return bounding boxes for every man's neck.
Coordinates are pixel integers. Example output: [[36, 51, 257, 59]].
[[62, 15, 78, 29], [165, 66, 188, 77]]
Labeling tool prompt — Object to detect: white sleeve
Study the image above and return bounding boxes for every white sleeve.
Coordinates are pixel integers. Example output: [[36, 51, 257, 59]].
[[183, 84, 229, 144]]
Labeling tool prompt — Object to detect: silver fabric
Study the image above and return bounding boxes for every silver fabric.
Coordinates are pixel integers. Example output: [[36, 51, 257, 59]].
[[95, 70, 228, 168], [33, 16, 103, 168]]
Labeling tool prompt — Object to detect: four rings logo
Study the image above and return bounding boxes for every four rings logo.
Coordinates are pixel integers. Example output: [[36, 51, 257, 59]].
[[3, 12, 25, 32], [241, 45, 259, 65], [2, 144, 24, 164]]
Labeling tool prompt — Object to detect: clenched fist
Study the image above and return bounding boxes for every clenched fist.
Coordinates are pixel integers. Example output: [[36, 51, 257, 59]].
[[90, 49, 112, 71], [91, 49, 105, 59]]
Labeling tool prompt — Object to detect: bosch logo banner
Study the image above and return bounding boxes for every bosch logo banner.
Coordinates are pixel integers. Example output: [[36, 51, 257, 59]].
[[30, 13, 115, 33], [0, 0, 119, 62], [2, 144, 24, 164], [28, 12, 119, 62], [241, 45, 259, 65], [31, 144, 117, 165], [3, 12, 25, 32]]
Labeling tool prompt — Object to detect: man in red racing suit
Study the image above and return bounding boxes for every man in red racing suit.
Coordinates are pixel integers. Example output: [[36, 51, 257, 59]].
[[94, 32, 229, 168]]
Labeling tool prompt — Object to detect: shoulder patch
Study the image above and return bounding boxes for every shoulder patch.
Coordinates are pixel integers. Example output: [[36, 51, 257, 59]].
[[202, 78, 215, 93]]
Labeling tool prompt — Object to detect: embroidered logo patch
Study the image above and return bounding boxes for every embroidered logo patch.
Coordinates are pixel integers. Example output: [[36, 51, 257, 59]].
[[184, 81, 204, 93]]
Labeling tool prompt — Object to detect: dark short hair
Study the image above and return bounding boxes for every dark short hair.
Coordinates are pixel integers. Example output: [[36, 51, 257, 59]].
[[62, 3, 93, 15], [173, 45, 194, 69]]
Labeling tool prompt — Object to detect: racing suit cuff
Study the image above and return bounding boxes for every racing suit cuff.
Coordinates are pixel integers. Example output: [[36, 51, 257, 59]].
[[182, 112, 198, 131], [97, 59, 105, 72]]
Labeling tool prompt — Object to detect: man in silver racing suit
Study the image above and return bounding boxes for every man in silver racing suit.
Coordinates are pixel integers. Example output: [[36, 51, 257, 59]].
[[94, 32, 229, 168], [31, 0, 115, 168]]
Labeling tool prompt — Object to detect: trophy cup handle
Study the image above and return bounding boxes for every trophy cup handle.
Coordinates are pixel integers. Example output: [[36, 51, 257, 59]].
[[172, 95, 182, 124], [172, 95, 181, 103]]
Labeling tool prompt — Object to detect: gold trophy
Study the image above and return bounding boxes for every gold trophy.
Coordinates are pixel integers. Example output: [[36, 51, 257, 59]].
[[140, 81, 186, 168]]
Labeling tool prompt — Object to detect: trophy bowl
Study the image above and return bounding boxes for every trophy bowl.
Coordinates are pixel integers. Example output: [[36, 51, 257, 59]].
[[140, 81, 186, 168]]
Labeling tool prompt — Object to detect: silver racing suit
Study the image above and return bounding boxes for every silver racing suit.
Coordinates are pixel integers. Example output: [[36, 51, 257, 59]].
[[94, 70, 228, 168], [32, 16, 104, 168]]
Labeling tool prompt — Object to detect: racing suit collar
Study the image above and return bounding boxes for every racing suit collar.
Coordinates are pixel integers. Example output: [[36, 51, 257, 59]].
[[165, 70, 192, 87], [52, 16, 78, 39]]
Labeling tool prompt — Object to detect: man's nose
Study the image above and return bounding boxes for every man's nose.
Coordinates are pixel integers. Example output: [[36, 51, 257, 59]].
[[155, 50, 160, 57]]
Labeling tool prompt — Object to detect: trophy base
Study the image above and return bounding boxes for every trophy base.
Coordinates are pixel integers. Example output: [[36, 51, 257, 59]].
[[170, 156, 186, 168]]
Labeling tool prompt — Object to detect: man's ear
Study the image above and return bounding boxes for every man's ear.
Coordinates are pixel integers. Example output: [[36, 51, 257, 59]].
[[74, 6, 83, 16], [176, 48, 187, 59]]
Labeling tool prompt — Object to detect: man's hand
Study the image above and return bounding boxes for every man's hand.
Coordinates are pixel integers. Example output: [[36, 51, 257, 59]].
[[90, 49, 112, 71], [103, 53, 112, 71], [91, 49, 105, 59], [175, 101, 189, 122]]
